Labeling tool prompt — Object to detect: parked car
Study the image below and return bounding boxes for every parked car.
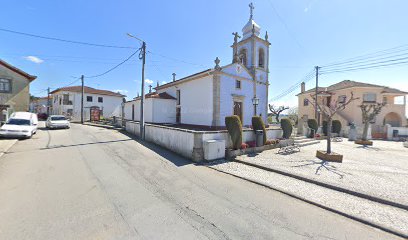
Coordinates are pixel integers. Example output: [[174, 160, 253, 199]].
[[46, 115, 70, 129], [0, 112, 38, 139]]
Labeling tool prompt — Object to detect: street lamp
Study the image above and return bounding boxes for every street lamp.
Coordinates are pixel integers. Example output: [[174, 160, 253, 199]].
[[252, 96, 259, 116]]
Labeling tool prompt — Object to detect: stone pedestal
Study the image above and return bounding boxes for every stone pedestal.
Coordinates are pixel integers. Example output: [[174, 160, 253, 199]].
[[348, 127, 357, 141]]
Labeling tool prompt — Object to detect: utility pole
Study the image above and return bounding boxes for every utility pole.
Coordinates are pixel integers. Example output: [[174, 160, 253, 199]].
[[127, 33, 146, 140], [47, 87, 50, 116], [81, 75, 84, 124], [140, 41, 146, 140], [314, 66, 320, 125]]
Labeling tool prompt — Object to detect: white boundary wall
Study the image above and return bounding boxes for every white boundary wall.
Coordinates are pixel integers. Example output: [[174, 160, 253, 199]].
[[124, 120, 282, 161]]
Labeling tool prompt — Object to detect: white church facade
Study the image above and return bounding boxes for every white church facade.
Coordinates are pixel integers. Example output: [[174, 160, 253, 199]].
[[123, 3, 270, 128]]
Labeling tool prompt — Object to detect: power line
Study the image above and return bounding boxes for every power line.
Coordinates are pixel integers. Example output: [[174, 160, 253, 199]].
[[321, 43, 408, 68], [269, 70, 315, 102], [147, 51, 208, 68], [0, 27, 137, 49], [85, 49, 140, 78], [321, 55, 408, 72], [320, 51, 408, 70], [320, 60, 408, 75]]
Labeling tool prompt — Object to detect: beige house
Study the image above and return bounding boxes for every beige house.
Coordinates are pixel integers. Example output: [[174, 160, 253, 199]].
[[0, 59, 37, 123], [297, 80, 407, 130]]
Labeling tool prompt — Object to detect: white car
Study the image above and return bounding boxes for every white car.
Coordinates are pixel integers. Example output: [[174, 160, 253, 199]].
[[46, 115, 70, 129], [0, 112, 38, 139]]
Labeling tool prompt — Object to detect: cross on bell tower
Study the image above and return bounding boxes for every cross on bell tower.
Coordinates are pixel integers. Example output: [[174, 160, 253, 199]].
[[249, 2, 254, 20]]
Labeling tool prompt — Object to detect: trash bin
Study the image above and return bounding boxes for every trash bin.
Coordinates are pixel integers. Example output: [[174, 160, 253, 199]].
[[255, 130, 264, 147]]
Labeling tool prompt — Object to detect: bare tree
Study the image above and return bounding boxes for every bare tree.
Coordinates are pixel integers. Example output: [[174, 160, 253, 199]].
[[268, 104, 289, 123], [308, 92, 358, 154], [360, 102, 385, 141]]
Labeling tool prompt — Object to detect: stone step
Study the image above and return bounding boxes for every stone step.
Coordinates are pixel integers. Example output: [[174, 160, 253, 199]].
[[293, 136, 307, 140], [297, 140, 320, 147], [294, 138, 315, 143]]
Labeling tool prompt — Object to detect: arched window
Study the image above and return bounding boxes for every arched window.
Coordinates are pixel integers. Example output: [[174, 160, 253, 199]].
[[239, 48, 247, 67], [258, 48, 265, 68]]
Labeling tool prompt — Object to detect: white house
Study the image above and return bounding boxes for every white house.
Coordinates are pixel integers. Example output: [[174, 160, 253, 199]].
[[50, 86, 125, 121], [123, 4, 270, 128]]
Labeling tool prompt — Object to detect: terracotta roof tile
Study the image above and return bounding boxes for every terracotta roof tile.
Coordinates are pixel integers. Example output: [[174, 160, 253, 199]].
[[50, 86, 125, 97], [298, 80, 408, 95], [134, 91, 176, 100], [0, 59, 37, 81]]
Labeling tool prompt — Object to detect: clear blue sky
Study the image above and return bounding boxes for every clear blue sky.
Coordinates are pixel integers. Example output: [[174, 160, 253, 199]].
[[1, 0, 407, 110]]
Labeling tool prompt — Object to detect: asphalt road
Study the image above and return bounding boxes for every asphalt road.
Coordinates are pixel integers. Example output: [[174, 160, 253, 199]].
[[0, 122, 401, 240]]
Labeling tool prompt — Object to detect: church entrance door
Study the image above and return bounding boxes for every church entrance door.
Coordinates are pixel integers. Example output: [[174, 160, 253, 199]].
[[233, 101, 243, 123]]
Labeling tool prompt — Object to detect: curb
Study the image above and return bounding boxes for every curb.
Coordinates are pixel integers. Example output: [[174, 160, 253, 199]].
[[234, 159, 408, 211], [82, 123, 123, 131], [0, 139, 18, 159], [207, 166, 408, 239]]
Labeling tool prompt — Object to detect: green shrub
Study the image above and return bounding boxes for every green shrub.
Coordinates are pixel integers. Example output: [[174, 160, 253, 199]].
[[280, 118, 293, 139], [332, 120, 342, 134], [307, 119, 318, 132], [252, 116, 267, 145], [225, 115, 243, 150], [322, 121, 328, 136]]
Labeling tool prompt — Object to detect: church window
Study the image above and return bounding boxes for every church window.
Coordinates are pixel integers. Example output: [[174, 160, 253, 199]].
[[235, 80, 241, 89], [239, 48, 247, 66], [258, 48, 265, 68]]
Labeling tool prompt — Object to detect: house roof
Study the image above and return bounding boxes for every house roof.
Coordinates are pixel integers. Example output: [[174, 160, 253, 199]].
[[50, 86, 126, 97], [0, 59, 37, 81], [133, 91, 176, 101], [298, 80, 408, 96]]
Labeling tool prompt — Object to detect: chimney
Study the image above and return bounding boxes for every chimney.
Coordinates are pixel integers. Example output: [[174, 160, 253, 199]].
[[172, 73, 176, 82], [301, 82, 305, 93]]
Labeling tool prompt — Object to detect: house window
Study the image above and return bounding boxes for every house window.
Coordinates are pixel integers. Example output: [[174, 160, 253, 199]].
[[176, 90, 181, 105], [303, 99, 309, 106], [258, 48, 265, 68], [239, 48, 247, 67], [63, 94, 70, 105], [87, 96, 93, 102], [235, 80, 241, 89], [59, 98, 62, 105], [363, 93, 376, 103], [382, 96, 387, 104], [338, 95, 346, 104], [0, 79, 11, 93], [98, 97, 103, 103]]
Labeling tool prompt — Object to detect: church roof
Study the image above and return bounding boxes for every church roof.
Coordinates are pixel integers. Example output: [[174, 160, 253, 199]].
[[242, 19, 260, 39], [154, 68, 212, 90]]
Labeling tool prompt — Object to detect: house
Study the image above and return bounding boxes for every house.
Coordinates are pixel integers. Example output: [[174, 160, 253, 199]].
[[297, 80, 408, 129], [0, 59, 37, 123], [123, 4, 269, 128], [29, 96, 49, 115], [50, 86, 125, 122]]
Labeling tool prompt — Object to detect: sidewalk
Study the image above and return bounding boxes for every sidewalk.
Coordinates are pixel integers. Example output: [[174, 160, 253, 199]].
[[0, 139, 18, 158], [208, 160, 408, 238]]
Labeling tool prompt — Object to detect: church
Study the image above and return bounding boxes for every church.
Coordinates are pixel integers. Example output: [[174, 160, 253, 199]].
[[123, 3, 270, 128]]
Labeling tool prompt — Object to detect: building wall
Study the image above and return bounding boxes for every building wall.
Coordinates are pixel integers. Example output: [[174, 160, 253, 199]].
[[298, 87, 407, 127], [0, 64, 31, 113], [51, 91, 123, 121], [157, 75, 214, 126], [123, 98, 176, 123]]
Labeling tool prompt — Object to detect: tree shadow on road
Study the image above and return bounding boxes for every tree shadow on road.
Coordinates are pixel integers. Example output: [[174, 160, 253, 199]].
[[119, 130, 194, 167], [291, 159, 351, 179], [355, 145, 381, 151]]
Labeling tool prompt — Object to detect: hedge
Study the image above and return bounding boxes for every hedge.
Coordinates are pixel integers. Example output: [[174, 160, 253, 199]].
[[252, 116, 267, 145], [280, 118, 293, 139], [225, 115, 243, 150]]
